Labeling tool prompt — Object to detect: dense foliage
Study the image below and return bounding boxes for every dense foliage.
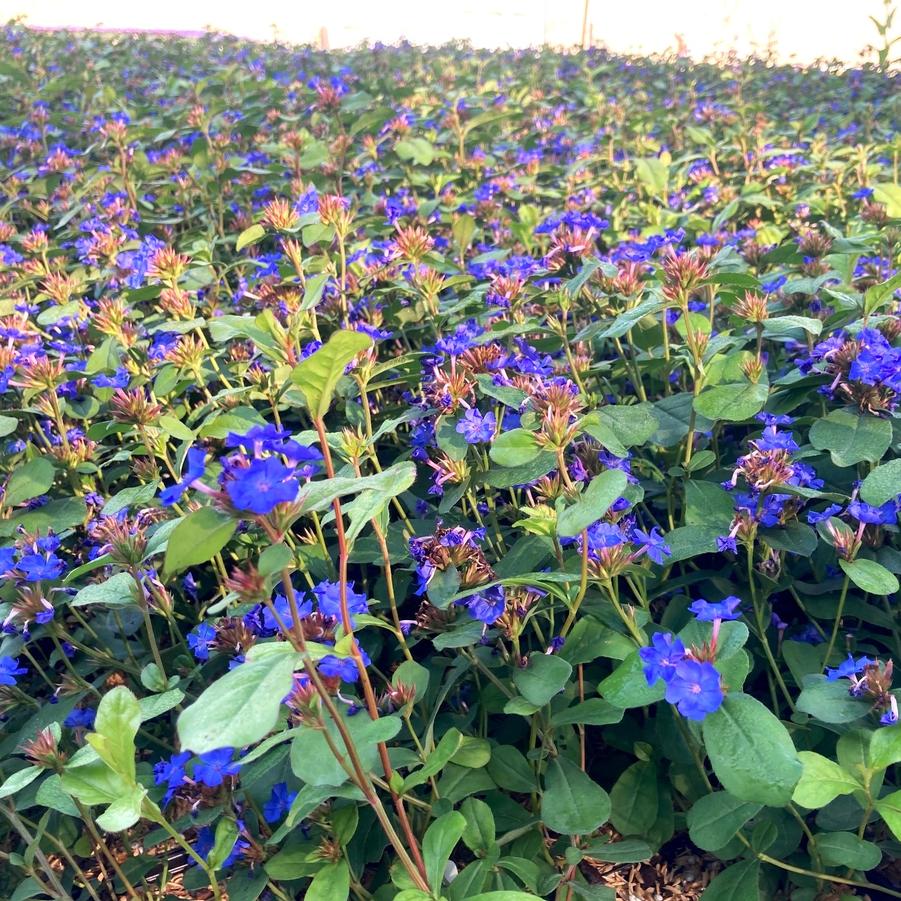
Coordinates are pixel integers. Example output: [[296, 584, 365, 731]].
[[0, 22, 900, 901]]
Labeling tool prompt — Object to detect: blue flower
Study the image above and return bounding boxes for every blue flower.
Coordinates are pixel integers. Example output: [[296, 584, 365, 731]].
[[65, 707, 96, 729], [755, 426, 799, 453], [689, 596, 742, 622], [192, 826, 215, 863], [160, 447, 207, 507], [847, 499, 896, 525], [465, 585, 506, 624], [319, 654, 361, 682], [225, 423, 289, 453], [0, 656, 27, 685], [631, 526, 671, 564], [456, 408, 496, 444], [0, 546, 16, 576], [226, 457, 299, 514], [92, 367, 130, 389], [585, 522, 627, 552], [807, 504, 842, 524], [826, 653, 872, 682], [193, 748, 241, 787], [187, 622, 217, 661], [17, 553, 64, 582], [263, 782, 298, 822], [639, 633, 686, 685], [312, 580, 368, 622], [716, 535, 738, 552], [665, 660, 724, 720], [153, 751, 191, 803]]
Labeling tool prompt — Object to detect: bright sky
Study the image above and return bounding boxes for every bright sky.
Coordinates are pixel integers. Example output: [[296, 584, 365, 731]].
[[1, 0, 892, 64]]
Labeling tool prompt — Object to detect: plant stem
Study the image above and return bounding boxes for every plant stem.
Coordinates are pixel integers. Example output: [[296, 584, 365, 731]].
[[821, 573, 851, 673]]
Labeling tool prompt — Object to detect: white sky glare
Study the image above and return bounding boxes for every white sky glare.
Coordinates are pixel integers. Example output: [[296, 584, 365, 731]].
[[1, 0, 893, 64]]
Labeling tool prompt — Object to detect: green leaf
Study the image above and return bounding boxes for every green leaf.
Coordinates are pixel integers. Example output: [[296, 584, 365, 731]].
[[791, 751, 861, 808], [582, 404, 658, 449], [163, 506, 236, 575], [178, 653, 297, 753], [392, 659, 431, 703], [0, 766, 42, 800], [101, 482, 159, 516], [870, 724, 901, 770], [465, 894, 543, 901], [437, 417, 471, 461], [759, 521, 818, 556], [158, 414, 195, 441], [610, 761, 658, 836], [873, 183, 901, 217], [541, 757, 611, 835], [290, 329, 373, 419], [432, 618, 484, 649], [423, 811, 466, 892], [815, 831, 881, 870], [343, 469, 417, 545], [809, 409, 892, 467], [877, 790, 901, 842], [761, 315, 823, 337], [549, 698, 624, 727], [208, 818, 240, 871], [236, 223, 266, 251], [700, 859, 761, 900], [395, 137, 436, 165], [489, 428, 540, 467], [60, 754, 132, 807], [581, 296, 662, 341], [306, 861, 351, 901], [297, 462, 416, 514], [139, 688, 185, 721], [452, 735, 491, 768], [651, 393, 712, 446], [702, 693, 802, 807], [693, 383, 768, 422], [226, 869, 269, 901], [687, 792, 762, 851], [860, 459, 901, 507], [663, 524, 721, 561], [840, 557, 899, 595], [4, 458, 55, 507], [94, 786, 145, 832], [301, 272, 330, 311], [453, 213, 476, 254], [485, 744, 536, 793], [70, 571, 138, 608], [403, 729, 464, 791], [476, 374, 528, 409], [427, 564, 460, 608], [556, 469, 628, 537], [34, 773, 79, 816], [460, 797, 496, 854], [512, 653, 572, 707], [88, 685, 141, 782], [599, 652, 664, 708], [263, 840, 320, 879], [290, 710, 401, 786], [635, 156, 669, 197], [684, 481, 735, 530], [482, 451, 556, 488], [582, 837, 653, 863], [796, 675, 870, 724]]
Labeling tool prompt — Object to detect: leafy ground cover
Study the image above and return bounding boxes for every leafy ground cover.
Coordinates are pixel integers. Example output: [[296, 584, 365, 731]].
[[0, 21, 900, 901]]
